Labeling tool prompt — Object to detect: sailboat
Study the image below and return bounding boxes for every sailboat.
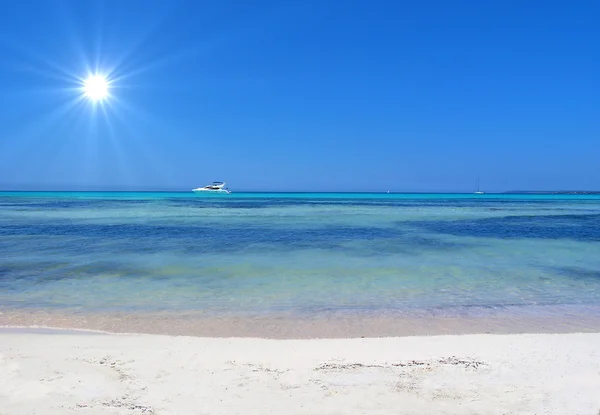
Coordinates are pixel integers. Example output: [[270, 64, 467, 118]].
[[474, 177, 484, 195]]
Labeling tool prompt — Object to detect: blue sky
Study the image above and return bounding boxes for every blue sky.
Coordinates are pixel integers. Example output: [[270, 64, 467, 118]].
[[0, 0, 598, 192]]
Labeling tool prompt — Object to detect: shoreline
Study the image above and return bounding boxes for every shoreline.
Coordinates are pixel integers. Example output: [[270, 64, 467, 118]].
[[1, 331, 599, 414], [3, 306, 600, 338]]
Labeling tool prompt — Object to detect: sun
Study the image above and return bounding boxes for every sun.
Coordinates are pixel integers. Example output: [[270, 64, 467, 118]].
[[83, 75, 109, 101]]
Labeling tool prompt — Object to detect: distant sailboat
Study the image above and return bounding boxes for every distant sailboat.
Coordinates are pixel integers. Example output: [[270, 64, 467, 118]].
[[474, 177, 484, 195]]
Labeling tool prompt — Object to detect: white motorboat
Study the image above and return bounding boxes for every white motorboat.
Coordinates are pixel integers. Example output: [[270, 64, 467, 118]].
[[192, 181, 231, 194]]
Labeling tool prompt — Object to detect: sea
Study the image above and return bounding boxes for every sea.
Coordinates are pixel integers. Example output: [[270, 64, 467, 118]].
[[1, 191, 600, 337]]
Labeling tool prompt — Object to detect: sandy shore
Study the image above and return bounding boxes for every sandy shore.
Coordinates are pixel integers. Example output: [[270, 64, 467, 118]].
[[1, 331, 599, 414], [3, 306, 600, 338]]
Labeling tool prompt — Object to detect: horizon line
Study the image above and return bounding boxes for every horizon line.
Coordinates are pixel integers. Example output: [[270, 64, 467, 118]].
[[1, 189, 600, 194]]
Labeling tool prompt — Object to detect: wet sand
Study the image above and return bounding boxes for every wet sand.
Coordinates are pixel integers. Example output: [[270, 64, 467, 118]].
[[3, 306, 600, 338]]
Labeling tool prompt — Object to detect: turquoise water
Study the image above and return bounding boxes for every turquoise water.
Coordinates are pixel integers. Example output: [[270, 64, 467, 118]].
[[2, 191, 600, 200], [1, 192, 600, 319]]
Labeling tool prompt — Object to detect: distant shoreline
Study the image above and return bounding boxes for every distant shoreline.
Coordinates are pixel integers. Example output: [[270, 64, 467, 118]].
[[503, 190, 600, 195]]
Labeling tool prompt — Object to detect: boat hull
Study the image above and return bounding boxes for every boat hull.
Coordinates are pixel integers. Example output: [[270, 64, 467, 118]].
[[192, 189, 231, 195]]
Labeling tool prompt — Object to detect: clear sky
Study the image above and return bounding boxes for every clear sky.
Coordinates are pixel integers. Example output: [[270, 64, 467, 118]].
[[0, 0, 598, 192]]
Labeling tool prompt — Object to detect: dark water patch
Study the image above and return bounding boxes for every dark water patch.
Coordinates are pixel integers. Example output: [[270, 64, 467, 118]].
[[346, 235, 469, 256], [0, 261, 78, 283], [168, 199, 401, 209], [0, 222, 473, 256], [411, 213, 600, 241], [0, 199, 157, 210], [0, 260, 151, 290], [0, 261, 67, 276], [4, 196, 600, 214], [551, 267, 600, 281], [0, 223, 403, 241], [157, 197, 591, 210], [60, 261, 137, 278]]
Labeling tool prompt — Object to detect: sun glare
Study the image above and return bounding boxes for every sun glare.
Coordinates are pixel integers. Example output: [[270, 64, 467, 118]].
[[83, 75, 109, 101]]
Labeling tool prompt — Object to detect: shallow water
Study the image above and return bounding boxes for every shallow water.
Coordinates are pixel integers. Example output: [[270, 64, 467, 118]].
[[1, 192, 600, 326]]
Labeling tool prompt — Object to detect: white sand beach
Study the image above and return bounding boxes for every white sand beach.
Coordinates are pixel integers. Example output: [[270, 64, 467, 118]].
[[1, 331, 599, 414]]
